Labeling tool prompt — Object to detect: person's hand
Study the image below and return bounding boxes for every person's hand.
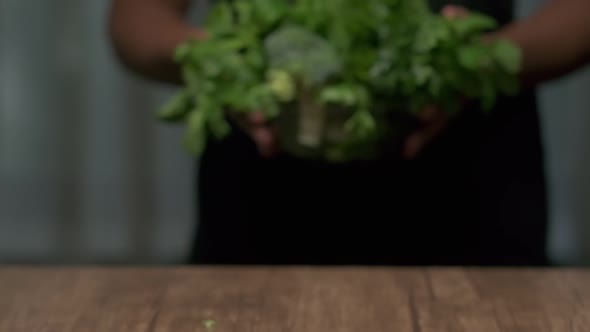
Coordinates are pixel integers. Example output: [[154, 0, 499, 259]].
[[402, 5, 471, 160], [232, 111, 279, 158], [403, 105, 449, 160], [441, 4, 470, 19], [201, 29, 279, 158]]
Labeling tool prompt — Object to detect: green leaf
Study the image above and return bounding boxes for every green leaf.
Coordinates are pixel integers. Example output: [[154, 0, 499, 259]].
[[202, 59, 222, 78], [412, 64, 433, 86], [244, 47, 265, 69], [449, 13, 498, 37], [457, 45, 488, 70], [205, 1, 234, 35], [414, 17, 450, 53], [328, 21, 352, 52], [208, 110, 231, 139], [491, 39, 522, 74], [173, 42, 192, 63], [253, 0, 288, 28], [234, 0, 254, 26], [320, 84, 358, 107], [198, 94, 230, 139], [182, 65, 202, 92], [157, 90, 191, 122], [183, 110, 207, 155], [428, 73, 442, 97], [344, 110, 376, 140]]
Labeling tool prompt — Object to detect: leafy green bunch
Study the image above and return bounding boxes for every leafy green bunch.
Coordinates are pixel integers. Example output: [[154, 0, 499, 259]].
[[158, 0, 522, 161]]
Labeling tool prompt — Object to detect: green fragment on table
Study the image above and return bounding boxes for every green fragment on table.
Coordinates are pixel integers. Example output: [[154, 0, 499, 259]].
[[203, 319, 216, 330]]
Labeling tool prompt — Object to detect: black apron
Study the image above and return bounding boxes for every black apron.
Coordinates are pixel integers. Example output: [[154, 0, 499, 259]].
[[190, 0, 549, 266]]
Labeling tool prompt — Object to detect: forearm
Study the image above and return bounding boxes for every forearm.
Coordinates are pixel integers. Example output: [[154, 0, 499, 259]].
[[109, 0, 205, 84], [490, 0, 590, 86]]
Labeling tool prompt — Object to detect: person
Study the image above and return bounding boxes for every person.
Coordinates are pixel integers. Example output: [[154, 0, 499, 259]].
[[109, 0, 590, 266]]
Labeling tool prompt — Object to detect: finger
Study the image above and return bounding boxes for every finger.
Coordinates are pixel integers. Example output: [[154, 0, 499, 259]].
[[403, 117, 449, 160], [404, 129, 431, 161], [248, 111, 268, 127], [228, 111, 267, 129], [441, 5, 470, 19], [247, 112, 278, 157], [229, 111, 279, 157], [250, 126, 278, 158], [191, 29, 208, 40], [230, 111, 266, 135], [417, 105, 441, 122]]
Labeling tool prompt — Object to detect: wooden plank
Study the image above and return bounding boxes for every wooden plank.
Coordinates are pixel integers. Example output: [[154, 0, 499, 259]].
[[0, 267, 588, 332]]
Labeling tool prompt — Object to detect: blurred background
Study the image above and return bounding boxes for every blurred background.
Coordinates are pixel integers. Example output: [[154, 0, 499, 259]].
[[1, 0, 589, 265]]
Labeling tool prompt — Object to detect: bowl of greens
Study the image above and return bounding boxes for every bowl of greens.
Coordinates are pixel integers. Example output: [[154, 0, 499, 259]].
[[158, 0, 522, 162]]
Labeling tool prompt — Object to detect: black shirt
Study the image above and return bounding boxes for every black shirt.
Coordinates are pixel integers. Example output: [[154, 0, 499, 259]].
[[190, 0, 549, 266]]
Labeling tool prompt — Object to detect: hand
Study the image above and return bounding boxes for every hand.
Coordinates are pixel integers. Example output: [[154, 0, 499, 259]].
[[232, 111, 279, 158], [441, 4, 470, 19], [402, 5, 471, 160], [192, 30, 277, 158], [403, 105, 449, 160]]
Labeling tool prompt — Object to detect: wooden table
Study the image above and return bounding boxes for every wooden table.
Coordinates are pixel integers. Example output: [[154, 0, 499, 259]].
[[1, 266, 589, 331]]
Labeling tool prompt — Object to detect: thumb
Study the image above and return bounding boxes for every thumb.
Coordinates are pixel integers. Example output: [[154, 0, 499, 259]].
[[251, 126, 277, 158], [441, 5, 470, 19], [247, 112, 278, 158], [403, 106, 448, 160]]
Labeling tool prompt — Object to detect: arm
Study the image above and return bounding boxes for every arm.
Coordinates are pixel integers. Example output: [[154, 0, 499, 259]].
[[108, 0, 277, 157], [108, 0, 206, 84], [489, 0, 590, 86], [405, 1, 590, 159]]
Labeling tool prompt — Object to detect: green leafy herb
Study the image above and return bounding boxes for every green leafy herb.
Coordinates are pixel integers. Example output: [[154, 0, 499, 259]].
[[158, 0, 522, 161]]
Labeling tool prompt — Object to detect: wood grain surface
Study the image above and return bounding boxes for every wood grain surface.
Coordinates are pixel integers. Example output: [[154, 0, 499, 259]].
[[0, 266, 589, 331]]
